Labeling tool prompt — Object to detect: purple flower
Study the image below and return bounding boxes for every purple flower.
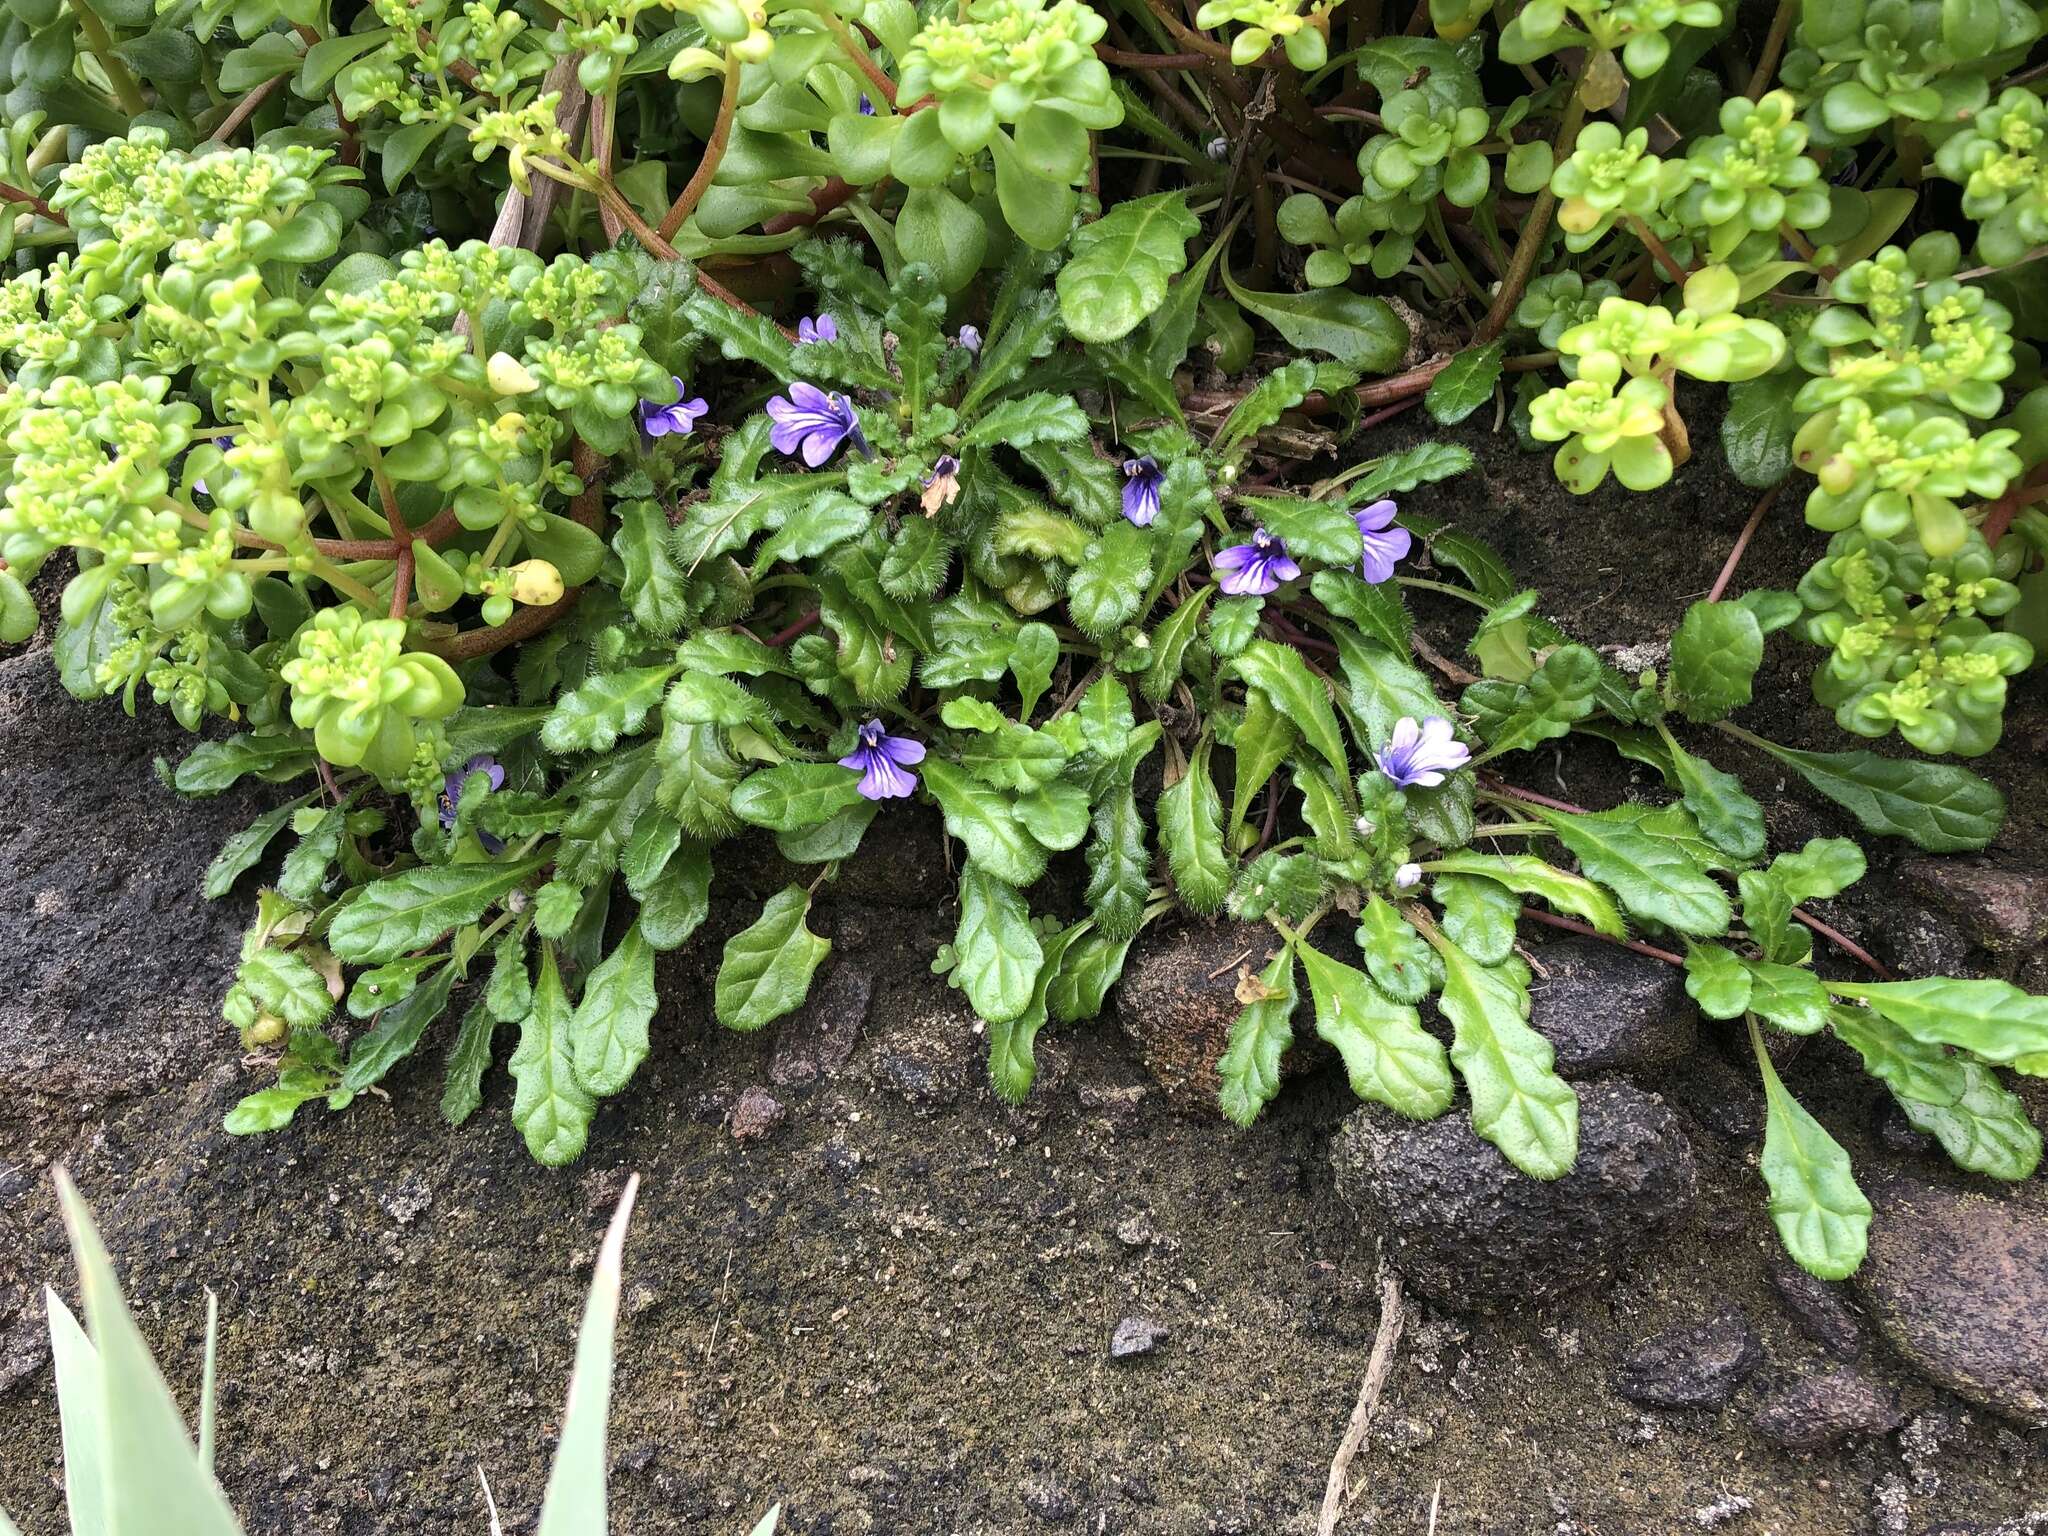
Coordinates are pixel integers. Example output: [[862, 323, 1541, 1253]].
[[1121, 454, 1164, 527], [920, 453, 961, 515], [438, 754, 508, 851], [766, 381, 870, 465], [638, 377, 709, 439], [859, 93, 875, 115], [797, 314, 838, 344], [1353, 498, 1411, 584], [1211, 528, 1299, 596], [1374, 716, 1470, 789], [955, 324, 982, 354], [839, 719, 925, 800], [193, 434, 234, 498]]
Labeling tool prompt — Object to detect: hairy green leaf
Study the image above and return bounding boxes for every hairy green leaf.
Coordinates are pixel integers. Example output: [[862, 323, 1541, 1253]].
[[329, 859, 544, 963], [1298, 942, 1454, 1120], [1752, 1019, 1869, 1279], [1430, 937, 1578, 1179], [1218, 949, 1297, 1127], [510, 947, 596, 1167], [955, 864, 1045, 1025], [571, 922, 657, 1095], [1056, 191, 1199, 342], [715, 886, 831, 1032]]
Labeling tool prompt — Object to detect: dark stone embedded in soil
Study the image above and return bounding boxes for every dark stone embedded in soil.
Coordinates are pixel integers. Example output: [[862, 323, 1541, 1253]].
[[1109, 1316, 1168, 1360], [1613, 1307, 1762, 1409], [768, 963, 872, 1087], [1329, 1080, 1697, 1306], [0, 654, 271, 1111], [1850, 1176, 2048, 1426], [1767, 1253, 1865, 1359], [1751, 1369, 1902, 1450], [1020, 1476, 1081, 1524], [1900, 857, 2048, 953], [1115, 920, 1298, 1113], [866, 995, 976, 1112], [1526, 935, 1697, 1076], [729, 1086, 786, 1143]]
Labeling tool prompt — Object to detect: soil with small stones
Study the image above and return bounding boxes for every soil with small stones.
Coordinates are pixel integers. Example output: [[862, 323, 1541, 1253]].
[[2, 409, 2046, 1536]]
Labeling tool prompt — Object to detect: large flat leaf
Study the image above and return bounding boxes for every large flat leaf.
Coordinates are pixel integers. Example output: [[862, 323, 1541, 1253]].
[[1222, 269, 1406, 371], [1527, 804, 1730, 935], [570, 923, 658, 1096], [954, 865, 1044, 1025], [922, 760, 1046, 886], [1157, 752, 1231, 915], [1831, 977, 2048, 1068], [1747, 737, 2005, 853], [714, 886, 831, 1032], [510, 947, 596, 1166], [1751, 1019, 1869, 1279], [1297, 942, 1453, 1120], [328, 858, 546, 963], [1426, 852, 1625, 938], [1428, 938, 1579, 1179], [1235, 640, 1350, 782], [1056, 192, 1198, 342]]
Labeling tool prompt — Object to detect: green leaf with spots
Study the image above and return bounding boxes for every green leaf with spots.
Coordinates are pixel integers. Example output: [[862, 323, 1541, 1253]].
[[1297, 942, 1454, 1120], [715, 886, 831, 1032], [1428, 852, 1626, 938], [1752, 1017, 1869, 1279], [329, 858, 546, 963], [1158, 750, 1231, 915], [1218, 949, 1298, 1127], [1056, 191, 1199, 342], [570, 922, 658, 1096], [922, 760, 1047, 886], [1429, 936, 1579, 1180], [510, 947, 596, 1167], [1526, 804, 1730, 936], [955, 864, 1045, 1025]]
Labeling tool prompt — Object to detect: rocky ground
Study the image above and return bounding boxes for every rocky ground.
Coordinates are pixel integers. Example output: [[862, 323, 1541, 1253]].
[[2, 414, 2046, 1535]]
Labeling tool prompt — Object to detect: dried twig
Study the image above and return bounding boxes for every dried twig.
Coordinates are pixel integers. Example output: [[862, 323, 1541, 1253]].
[[1317, 1262, 1405, 1536]]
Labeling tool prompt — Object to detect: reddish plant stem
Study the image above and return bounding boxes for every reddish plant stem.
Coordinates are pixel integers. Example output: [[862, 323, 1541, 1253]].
[[1705, 484, 1781, 604], [659, 56, 742, 242], [1095, 44, 1212, 68], [1628, 215, 1692, 286], [1980, 462, 2048, 546], [294, 23, 360, 166], [1483, 778, 1588, 815], [762, 177, 865, 234], [1746, 0, 1797, 98], [1518, 907, 1685, 967], [420, 443, 607, 663], [235, 506, 463, 562], [1792, 910, 1894, 980], [207, 75, 287, 143], [0, 180, 61, 222], [389, 544, 414, 621], [1356, 396, 1423, 434], [768, 608, 822, 647]]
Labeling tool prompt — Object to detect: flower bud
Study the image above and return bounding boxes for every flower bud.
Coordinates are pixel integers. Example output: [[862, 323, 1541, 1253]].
[[249, 1013, 287, 1045], [487, 352, 539, 396], [509, 558, 564, 605], [1393, 862, 1423, 890]]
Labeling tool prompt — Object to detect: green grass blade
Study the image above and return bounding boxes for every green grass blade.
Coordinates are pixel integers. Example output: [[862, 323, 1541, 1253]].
[[535, 1172, 640, 1536], [45, 1287, 108, 1536], [52, 1167, 245, 1536]]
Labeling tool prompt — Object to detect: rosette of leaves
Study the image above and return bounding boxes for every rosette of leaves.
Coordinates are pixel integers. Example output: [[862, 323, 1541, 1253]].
[[1550, 122, 1692, 251], [1931, 86, 2048, 264], [1512, 272, 1623, 348], [876, 0, 1123, 256], [1668, 91, 1832, 269], [1194, 0, 1343, 67], [1530, 273, 1787, 491], [1358, 84, 1493, 209], [1277, 191, 1426, 284], [1793, 398, 2025, 557], [1796, 527, 2034, 754], [1499, 0, 1725, 84], [1780, 0, 2042, 143], [1793, 236, 2019, 421]]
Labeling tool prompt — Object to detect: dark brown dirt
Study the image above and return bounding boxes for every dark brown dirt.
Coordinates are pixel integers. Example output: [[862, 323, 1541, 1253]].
[[2, 411, 2046, 1535]]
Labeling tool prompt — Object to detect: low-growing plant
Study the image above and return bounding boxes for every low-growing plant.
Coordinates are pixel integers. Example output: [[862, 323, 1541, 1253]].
[[4, 1170, 783, 1536], [2, 0, 2046, 1287]]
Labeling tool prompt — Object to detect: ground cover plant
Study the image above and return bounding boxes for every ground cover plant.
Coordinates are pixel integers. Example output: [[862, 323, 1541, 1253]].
[[1, 0, 2046, 1283]]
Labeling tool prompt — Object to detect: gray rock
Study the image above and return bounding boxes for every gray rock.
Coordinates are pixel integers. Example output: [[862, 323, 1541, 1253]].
[[1020, 1477, 1081, 1524], [1527, 935, 1697, 1076], [1116, 921, 1296, 1113], [1767, 1253, 1865, 1359], [1751, 1368, 1902, 1450], [1614, 1308, 1762, 1409], [1109, 1316, 1168, 1360], [1851, 1176, 2048, 1425], [1902, 857, 2048, 953], [768, 963, 872, 1087], [1329, 1080, 1697, 1305]]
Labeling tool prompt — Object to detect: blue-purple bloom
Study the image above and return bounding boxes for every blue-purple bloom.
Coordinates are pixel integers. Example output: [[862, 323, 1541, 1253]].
[[1121, 454, 1164, 527], [1211, 528, 1299, 596], [839, 719, 925, 800], [439, 754, 507, 851], [859, 93, 876, 115], [1353, 498, 1411, 584], [638, 377, 709, 439], [797, 314, 838, 344], [1375, 715, 1470, 789], [955, 324, 982, 354], [767, 382, 869, 465], [193, 434, 234, 498]]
